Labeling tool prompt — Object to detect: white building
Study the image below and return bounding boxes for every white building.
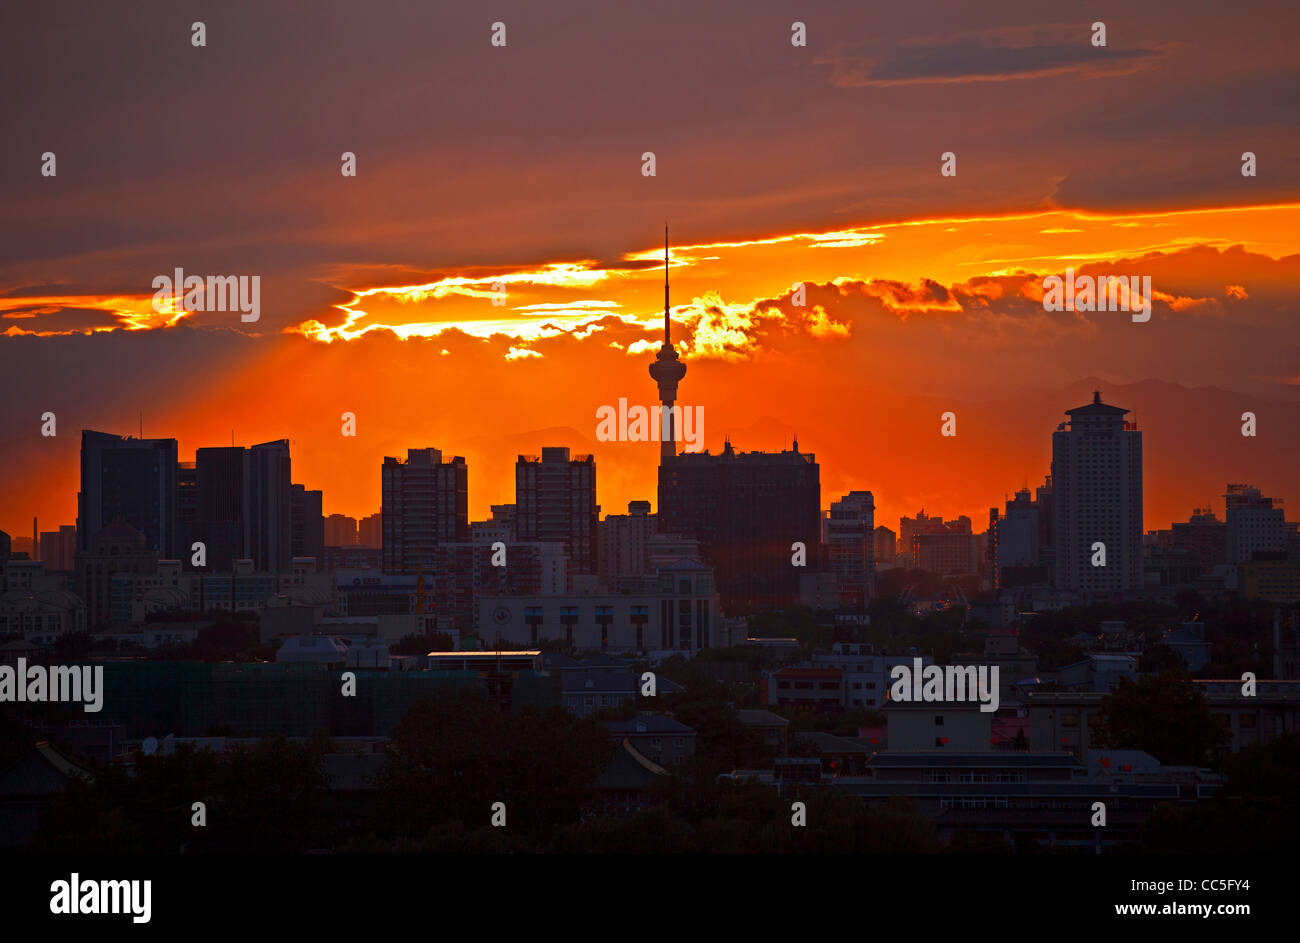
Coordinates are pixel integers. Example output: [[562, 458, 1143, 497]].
[[1225, 484, 1285, 564], [1051, 391, 1142, 595], [479, 560, 719, 654], [811, 643, 935, 710]]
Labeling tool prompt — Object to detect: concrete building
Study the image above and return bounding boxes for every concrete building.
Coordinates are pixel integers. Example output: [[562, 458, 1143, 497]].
[[77, 429, 179, 558], [515, 447, 598, 577], [381, 448, 469, 573], [873, 525, 896, 570], [824, 491, 874, 608], [243, 439, 293, 573], [480, 559, 719, 654], [290, 484, 324, 562], [885, 702, 993, 752], [562, 667, 637, 717], [1225, 484, 1285, 564], [809, 643, 935, 710], [658, 440, 820, 614], [324, 514, 358, 547], [603, 713, 696, 770], [598, 500, 656, 588], [1051, 392, 1142, 596]]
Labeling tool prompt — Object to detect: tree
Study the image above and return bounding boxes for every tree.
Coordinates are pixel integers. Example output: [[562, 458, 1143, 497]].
[[1092, 671, 1227, 766]]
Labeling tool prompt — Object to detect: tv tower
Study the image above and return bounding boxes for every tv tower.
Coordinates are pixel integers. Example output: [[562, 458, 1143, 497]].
[[648, 224, 687, 462]]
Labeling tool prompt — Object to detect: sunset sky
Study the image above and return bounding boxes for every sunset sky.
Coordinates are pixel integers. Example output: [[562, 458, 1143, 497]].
[[2, 0, 1297, 542]]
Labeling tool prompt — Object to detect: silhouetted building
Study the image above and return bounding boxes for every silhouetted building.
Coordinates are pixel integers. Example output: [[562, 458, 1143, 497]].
[[381, 448, 469, 573], [824, 491, 874, 608], [75, 520, 157, 630], [873, 525, 896, 570], [658, 439, 820, 613], [38, 525, 76, 572], [193, 446, 244, 570], [357, 512, 382, 549], [515, 447, 598, 577], [77, 429, 178, 557], [291, 483, 324, 561], [599, 500, 656, 587], [1225, 484, 1285, 564], [244, 439, 293, 572], [1051, 391, 1142, 595]]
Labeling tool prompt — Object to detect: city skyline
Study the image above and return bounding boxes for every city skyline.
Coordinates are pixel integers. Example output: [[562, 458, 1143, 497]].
[[3, 3, 1299, 543]]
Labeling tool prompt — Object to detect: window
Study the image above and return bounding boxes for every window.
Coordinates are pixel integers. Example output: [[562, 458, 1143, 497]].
[[934, 715, 945, 726], [1062, 713, 1079, 728], [1240, 714, 1257, 729]]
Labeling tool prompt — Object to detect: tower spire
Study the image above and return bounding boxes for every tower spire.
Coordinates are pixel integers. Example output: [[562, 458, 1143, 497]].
[[664, 223, 670, 346], [649, 224, 687, 463]]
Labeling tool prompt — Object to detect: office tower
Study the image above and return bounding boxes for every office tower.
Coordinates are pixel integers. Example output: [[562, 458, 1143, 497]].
[[515, 447, 598, 576], [658, 439, 820, 614], [825, 491, 874, 608], [382, 448, 469, 573], [193, 446, 244, 569], [1051, 391, 1142, 595], [325, 514, 359, 547], [1225, 484, 1285, 564], [599, 500, 657, 586], [291, 483, 324, 561], [176, 460, 197, 566], [357, 512, 382, 549], [77, 429, 179, 557], [244, 439, 293, 572]]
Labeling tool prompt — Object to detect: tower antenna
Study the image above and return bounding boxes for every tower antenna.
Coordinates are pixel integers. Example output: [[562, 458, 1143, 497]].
[[664, 223, 670, 346]]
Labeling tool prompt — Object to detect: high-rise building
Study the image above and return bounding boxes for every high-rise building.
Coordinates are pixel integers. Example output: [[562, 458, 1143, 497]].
[[991, 480, 1055, 589], [325, 514, 359, 547], [824, 491, 874, 608], [291, 483, 324, 561], [357, 512, 382, 549], [515, 447, 598, 576], [658, 440, 820, 614], [1051, 391, 1142, 595], [381, 448, 469, 573], [38, 524, 77, 572], [193, 446, 244, 570], [873, 525, 897, 569], [599, 500, 657, 587], [77, 429, 179, 558], [243, 439, 293, 572], [1225, 484, 1285, 564]]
